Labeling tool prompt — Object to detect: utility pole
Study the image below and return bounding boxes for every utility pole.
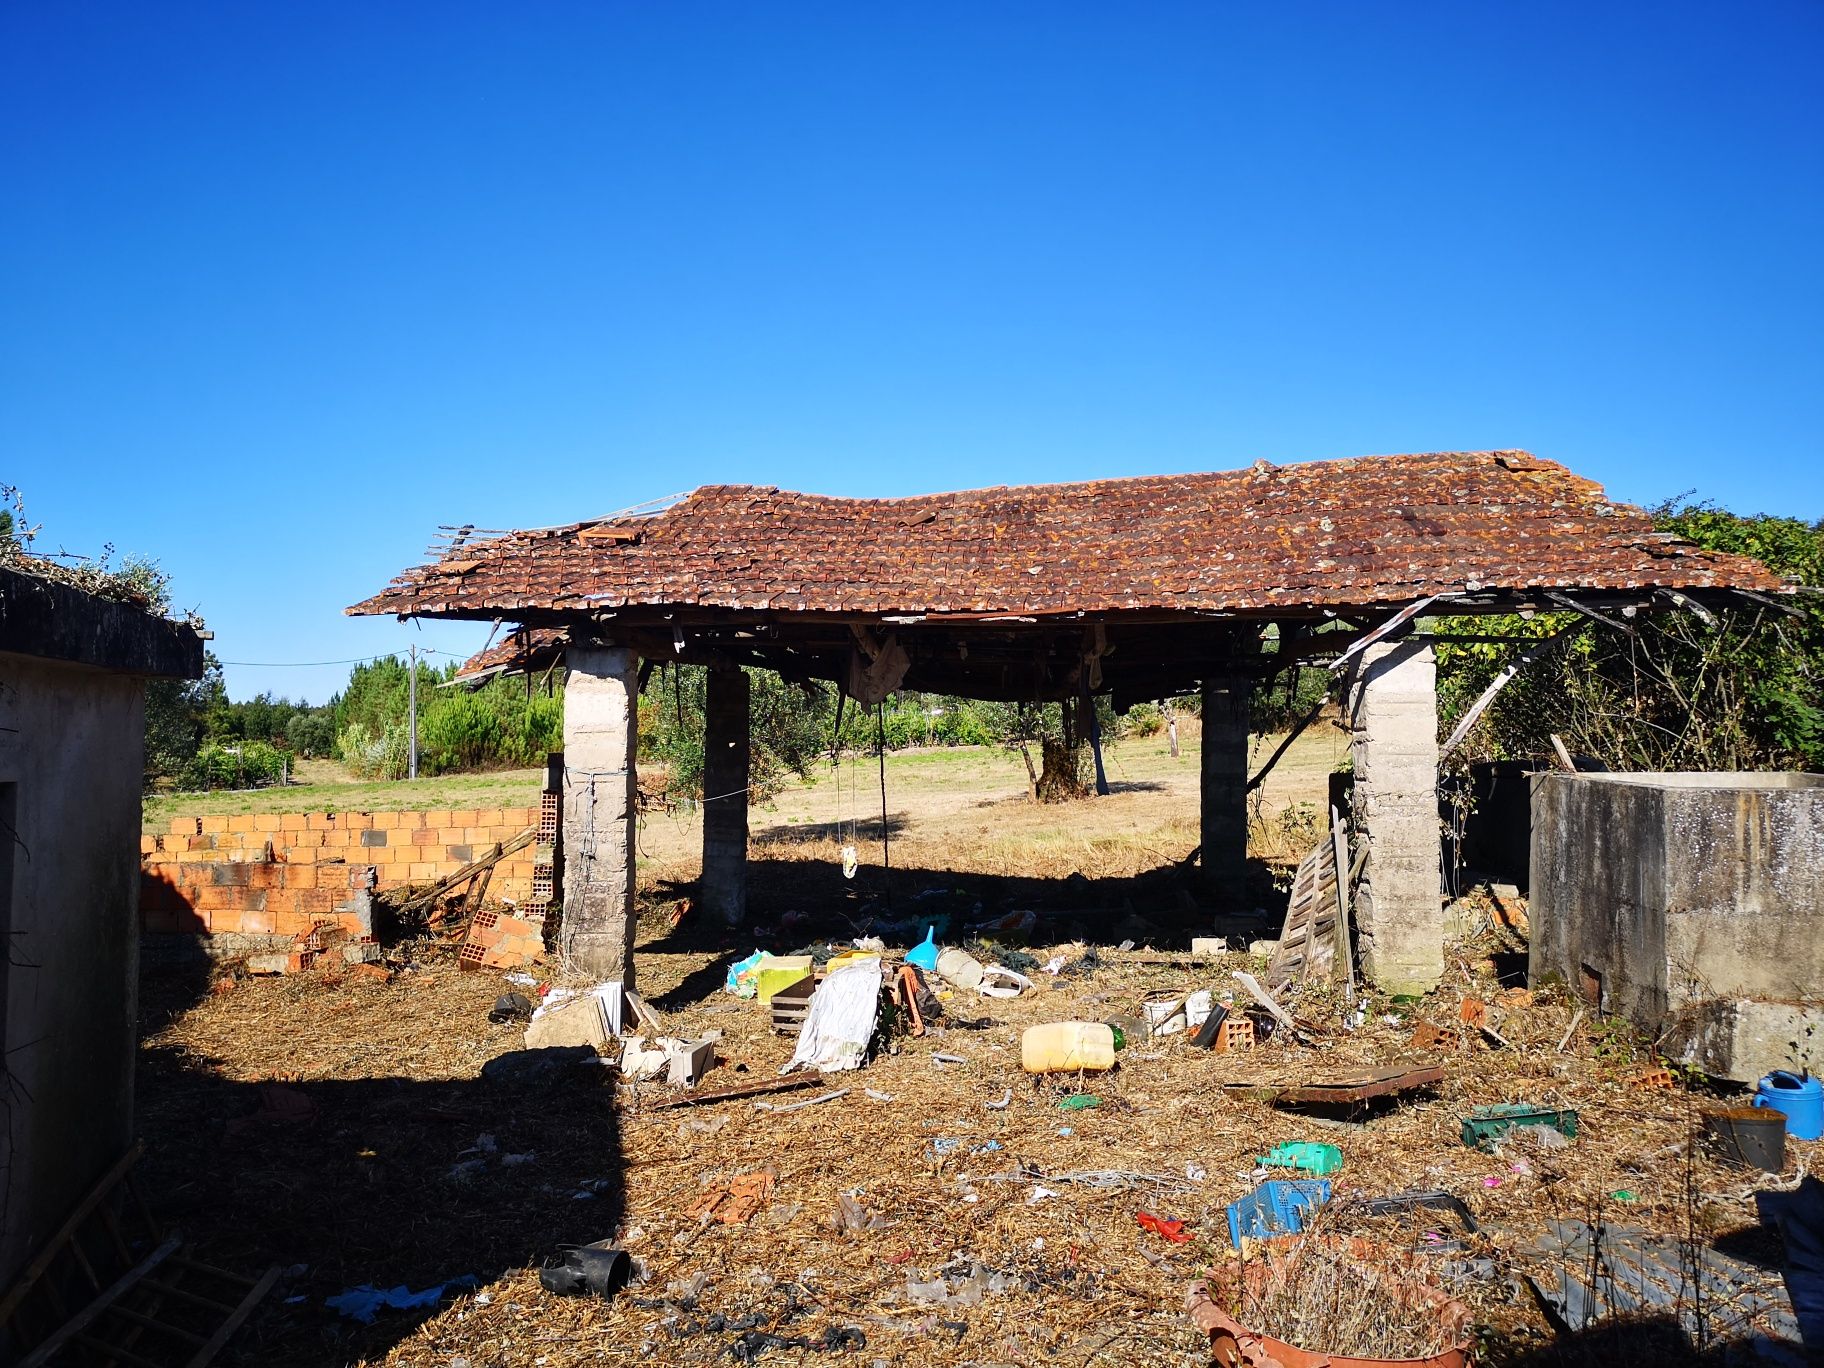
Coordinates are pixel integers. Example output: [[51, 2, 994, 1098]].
[[408, 642, 419, 780]]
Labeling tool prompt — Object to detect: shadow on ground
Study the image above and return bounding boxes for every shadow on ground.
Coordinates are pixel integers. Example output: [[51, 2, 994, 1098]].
[[134, 963, 625, 1367], [640, 846, 1285, 966]]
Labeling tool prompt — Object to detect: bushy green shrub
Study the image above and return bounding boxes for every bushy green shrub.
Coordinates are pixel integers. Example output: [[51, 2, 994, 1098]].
[[932, 706, 994, 747], [178, 740, 287, 791], [338, 721, 411, 780], [284, 711, 336, 758], [1124, 702, 1165, 737]]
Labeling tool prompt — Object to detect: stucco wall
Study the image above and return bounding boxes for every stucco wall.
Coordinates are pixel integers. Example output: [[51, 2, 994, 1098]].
[[0, 652, 146, 1288], [1530, 771, 1824, 1080]]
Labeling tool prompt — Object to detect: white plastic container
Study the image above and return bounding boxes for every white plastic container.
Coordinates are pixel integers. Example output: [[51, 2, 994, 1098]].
[[1021, 1022, 1117, 1074], [935, 946, 985, 991]]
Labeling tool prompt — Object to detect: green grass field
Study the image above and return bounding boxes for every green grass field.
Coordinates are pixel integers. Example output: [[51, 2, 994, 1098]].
[[142, 759, 548, 831]]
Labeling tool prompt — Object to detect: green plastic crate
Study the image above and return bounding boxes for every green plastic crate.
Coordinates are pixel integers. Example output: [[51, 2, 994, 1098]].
[[1461, 1103, 1579, 1150]]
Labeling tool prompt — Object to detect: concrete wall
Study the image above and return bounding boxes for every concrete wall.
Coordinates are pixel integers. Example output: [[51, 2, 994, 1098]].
[[1530, 771, 1824, 1080], [0, 653, 146, 1287]]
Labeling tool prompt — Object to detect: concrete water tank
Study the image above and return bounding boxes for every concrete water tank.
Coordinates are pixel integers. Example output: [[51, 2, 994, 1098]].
[[1529, 771, 1824, 1082]]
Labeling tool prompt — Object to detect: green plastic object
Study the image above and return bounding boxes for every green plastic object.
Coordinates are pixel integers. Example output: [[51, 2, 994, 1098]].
[[1460, 1103, 1580, 1150], [1257, 1141, 1343, 1176], [1611, 1190, 1636, 1202], [1059, 1094, 1101, 1112]]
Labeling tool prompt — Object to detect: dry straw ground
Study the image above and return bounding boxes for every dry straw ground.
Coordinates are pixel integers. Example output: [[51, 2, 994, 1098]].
[[134, 730, 1809, 1366]]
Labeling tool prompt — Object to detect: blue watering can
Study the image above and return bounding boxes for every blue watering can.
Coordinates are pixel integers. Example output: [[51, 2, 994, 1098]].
[[1755, 1070, 1823, 1142]]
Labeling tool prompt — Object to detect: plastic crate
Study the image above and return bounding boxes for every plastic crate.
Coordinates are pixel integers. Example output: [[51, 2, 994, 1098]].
[[1226, 1179, 1331, 1248], [1460, 1103, 1579, 1150]]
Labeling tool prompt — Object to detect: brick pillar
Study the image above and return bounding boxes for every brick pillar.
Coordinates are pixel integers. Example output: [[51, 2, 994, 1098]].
[[1347, 640, 1443, 994], [561, 643, 639, 985], [700, 665, 750, 927], [1200, 668, 1250, 899]]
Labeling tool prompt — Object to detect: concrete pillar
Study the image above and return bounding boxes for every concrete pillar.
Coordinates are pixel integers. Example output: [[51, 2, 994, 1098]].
[[701, 665, 750, 926], [561, 643, 640, 985], [1347, 640, 1443, 994], [1200, 668, 1251, 898]]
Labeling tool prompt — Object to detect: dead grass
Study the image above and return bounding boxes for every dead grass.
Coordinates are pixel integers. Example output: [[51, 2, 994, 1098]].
[[129, 722, 1809, 1366]]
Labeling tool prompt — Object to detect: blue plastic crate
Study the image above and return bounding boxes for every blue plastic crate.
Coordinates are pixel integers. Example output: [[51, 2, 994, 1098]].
[[1226, 1178, 1332, 1248]]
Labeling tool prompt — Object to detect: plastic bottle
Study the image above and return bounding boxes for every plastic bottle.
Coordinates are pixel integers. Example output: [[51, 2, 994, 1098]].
[[1022, 1022, 1118, 1073], [934, 946, 985, 991]]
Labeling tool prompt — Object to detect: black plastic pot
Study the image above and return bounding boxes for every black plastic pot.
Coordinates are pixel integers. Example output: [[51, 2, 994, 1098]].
[[1704, 1107, 1786, 1172]]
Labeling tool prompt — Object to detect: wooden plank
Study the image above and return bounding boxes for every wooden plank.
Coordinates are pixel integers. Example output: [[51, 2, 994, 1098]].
[[182, 1265, 280, 1368], [1328, 595, 1449, 674], [1227, 1064, 1447, 1107], [1331, 806, 1355, 1003], [0, 1143, 145, 1327], [17, 1235, 181, 1368], [97, 1302, 208, 1344], [643, 1072, 825, 1111]]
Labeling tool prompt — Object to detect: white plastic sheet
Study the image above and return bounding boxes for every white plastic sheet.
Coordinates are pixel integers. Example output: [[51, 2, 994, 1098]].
[[782, 955, 881, 1074]]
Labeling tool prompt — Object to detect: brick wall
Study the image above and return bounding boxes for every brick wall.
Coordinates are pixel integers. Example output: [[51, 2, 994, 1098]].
[[140, 803, 552, 937], [140, 860, 378, 938]]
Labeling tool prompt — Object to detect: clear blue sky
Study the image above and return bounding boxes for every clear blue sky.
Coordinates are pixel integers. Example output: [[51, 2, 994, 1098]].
[[4, 3, 1820, 703]]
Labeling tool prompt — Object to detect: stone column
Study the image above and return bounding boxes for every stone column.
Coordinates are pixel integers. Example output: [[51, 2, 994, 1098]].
[[1347, 640, 1443, 994], [561, 643, 640, 985], [700, 665, 750, 927], [1200, 668, 1251, 898]]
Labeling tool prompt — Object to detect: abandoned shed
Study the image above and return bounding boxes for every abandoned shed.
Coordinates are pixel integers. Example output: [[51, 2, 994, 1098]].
[[0, 565, 205, 1288], [350, 449, 1787, 996]]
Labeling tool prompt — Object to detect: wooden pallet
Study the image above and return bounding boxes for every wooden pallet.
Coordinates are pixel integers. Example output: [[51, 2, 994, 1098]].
[[0, 1143, 277, 1367]]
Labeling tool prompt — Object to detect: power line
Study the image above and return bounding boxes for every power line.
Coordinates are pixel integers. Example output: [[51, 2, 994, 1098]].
[[219, 653, 466, 667]]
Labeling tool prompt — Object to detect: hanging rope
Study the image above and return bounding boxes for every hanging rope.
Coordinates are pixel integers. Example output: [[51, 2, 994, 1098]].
[[876, 701, 891, 907], [832, 690, 859, 877]]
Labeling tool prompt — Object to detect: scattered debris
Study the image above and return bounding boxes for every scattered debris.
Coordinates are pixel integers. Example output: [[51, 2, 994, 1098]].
[[1460, 1103, 1578, 1150], [757, 1087, 849, 1115], [1188, 1238, 1474, 1366], [1136, 1211, 1191, 1243], [526, 983, 622, 1052], [687, 1172, 777, 1226], [489, 991, 534, 1024], [538, 1241, 631, 1300], [1227, 1064, 1446, 1110], [782, 956, 881, 1074], [1226, 1179, 1332, 1247], [1021, 1021, 1118, 1073], [1258, 1141, 1342, 1176], [327, 1276, 479, 1323], [1525, 1219, 1802, 1358]]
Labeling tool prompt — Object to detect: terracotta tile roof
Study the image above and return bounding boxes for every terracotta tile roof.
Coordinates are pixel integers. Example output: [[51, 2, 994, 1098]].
[[454, 627, 565, 679], [349, 451, 1783, 622]]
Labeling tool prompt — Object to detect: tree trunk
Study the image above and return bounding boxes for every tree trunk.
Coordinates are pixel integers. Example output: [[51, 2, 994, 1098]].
[[1017, 738, 1039, 802], [1035, 736, 1091, 803]]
